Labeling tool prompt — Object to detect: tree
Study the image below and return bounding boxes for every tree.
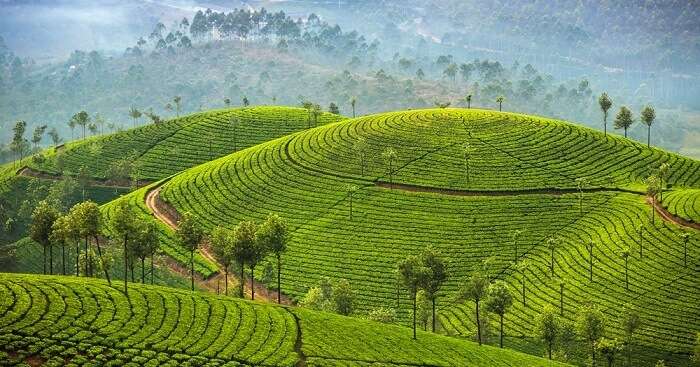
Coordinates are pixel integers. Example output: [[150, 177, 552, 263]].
[[619, 248, 631, 290], [111, 200, 136, 293], [658, 162, 670, 202], [67, 116, 77, 140], [465, 94, 472, 109], [421, 246, 448, 332], [416, 68, 425, 80], [640, 105, 656, 147], [621, 303, 642, 367], [512, 230, 522, 261], [70, 201, 110, 284], [645, 175, 661, 224], [11, 120, 28, 165], [516, 260, 529, 306], [256, 213, 289, 303], [50, 214, 77, 275], [557, 279, 566, 316], [242, 96, 250, 107], [350, 96, 357, 118], [546, 236, 559, 277], [443, 63, 457, 82], [30, 200, 59, 275], [247, 224, 267, 301], [47, 128, 61, 148], [614, 106, 634, 138], [173, 96, 182, 117], [692, 333, 700, 366], [224, 97, 231, 107], [596, 338, 623, 367], [353, 137, 369, 175], [211, 226, 234, 295], [496, 96, 505, 111], [457, 271, 489, 345], [416, 290, 431, 331], [680, 233, 692, 268], [328, 102, 340, 115], [636, 225, 645, 258], [382, 147, 397, 188], [128, 106, 142, 128], [344, 184, 359, 220], [536, 304, 559, 360], [31, 125, 47, 150], [176, 212, 205, 291], [598, 93, 613, 136], [231, 220, 257, 298], [577, 304, 606, 366], [332, 278, 354, 315], [398, 255, 429, 339], [134, 221, 158, 283], [462, 143, 475, 184], [485, 281, 513, 348], [71, 111, 90, 140], [586, 240, 595, 281]]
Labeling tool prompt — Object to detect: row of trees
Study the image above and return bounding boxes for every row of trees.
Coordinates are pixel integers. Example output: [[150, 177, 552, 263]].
[[177, 212, 290, 303], [598, 93, 657, 146]]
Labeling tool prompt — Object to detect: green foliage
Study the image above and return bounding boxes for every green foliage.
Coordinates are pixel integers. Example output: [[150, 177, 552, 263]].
[[331, 278, 355, 316], [176, 212, 204, 253], [536, 304, 559, 359]]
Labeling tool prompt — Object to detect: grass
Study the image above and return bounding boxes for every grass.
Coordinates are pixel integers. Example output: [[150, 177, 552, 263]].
[[0, 273, 570, 367], [156, 108, 700, 365]]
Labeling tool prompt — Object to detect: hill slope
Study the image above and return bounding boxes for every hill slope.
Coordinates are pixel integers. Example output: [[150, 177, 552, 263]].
[[0, 273, 570, 367], [154, 108, 700, 365]]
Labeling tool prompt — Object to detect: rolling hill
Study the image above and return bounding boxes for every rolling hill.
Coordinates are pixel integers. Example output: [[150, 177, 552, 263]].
[[0, 273, 570, 367], [142, 108, 699, 365]]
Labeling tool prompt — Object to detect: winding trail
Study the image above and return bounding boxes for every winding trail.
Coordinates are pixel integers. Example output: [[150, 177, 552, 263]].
[[647, 197, 700, 230], [145, 184, 293, 304]]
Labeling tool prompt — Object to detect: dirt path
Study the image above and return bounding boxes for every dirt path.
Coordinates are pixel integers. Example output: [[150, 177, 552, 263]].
[[145, 185, 293, 304], [647, 196, 700, 230]]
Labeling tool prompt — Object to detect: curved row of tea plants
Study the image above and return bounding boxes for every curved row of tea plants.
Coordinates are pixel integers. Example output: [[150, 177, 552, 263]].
[[0, 273, 570, 367], [662, 188, 700, 223], [27, 106, 345, 181], [158, 108, 700, 363]]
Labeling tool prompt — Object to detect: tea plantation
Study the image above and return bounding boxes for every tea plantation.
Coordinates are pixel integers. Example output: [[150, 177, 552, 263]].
[[154, 108, 699, 365], [0, 273, 570, 367]]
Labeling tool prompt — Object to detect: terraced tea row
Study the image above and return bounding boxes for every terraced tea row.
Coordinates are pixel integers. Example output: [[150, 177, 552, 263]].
[[27, 106, 345, 181], [158, 108, 699, 362], [286, 109, 700, 190], [0, 274, 570, 367], [662, 188, 700, 223]]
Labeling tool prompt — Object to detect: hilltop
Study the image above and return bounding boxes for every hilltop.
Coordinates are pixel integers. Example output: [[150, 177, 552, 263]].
[[147, 108, 699, 365]]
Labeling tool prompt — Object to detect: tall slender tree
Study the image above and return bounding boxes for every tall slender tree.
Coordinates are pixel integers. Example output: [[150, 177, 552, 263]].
[[680, 233, 691, 268], [577, 304, 606, 367], [512, 230, 523, 261], [71, 111, 90, 140], [111, 201, 135, 293], [128, 107, 142, 128], [211, 226, 234, 295], [421, 246, 448, 333], [70, 201, 110, 284], [485, 281, 513, 348], [173, 96, 182, 117], [586, 240, 595, 281], [598, 93, 613, 136], [644, 175, 661, 224], [457, 271, 489, 345], [350, 97, 357, 118], [620, 248, 631, 290], [465, 94, 472, 109], [546, 236, 559, 277], [134, 221, 159, 283], [658, 162, 670, 202], [516, 260, 529, 306], [398, 255, 430, 339], [30, 200, 59, 275], [256, 214, 290, 303], [640, 105, 656, 147], [614, 106, 634, 138], [176, 212, 205, 291], [621, 303, 642, 367], [232, 220, 257, 298], [536, 304, 559, 359], [382, 147, 397, 188], [496, 96, 505, 111]]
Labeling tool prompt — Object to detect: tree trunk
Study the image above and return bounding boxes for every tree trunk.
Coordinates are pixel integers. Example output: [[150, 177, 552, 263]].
[[49, 245, 53, 275], [124, 236, 128, 294], [548, 340, 552, 359], [141, 258, 145, 283], [43, 244, 46, 275], [76, 242, 80, 276], [95, 236, 110, 285], [277, 255, 282, 304], [499, 313, 504, 348], [150, 255, 154, 285], [190, 250, 194, 291], [431, 297, 436, 333], [589, 249, 593, 281], [647, 126, 650, 147], [412, 290, 417, 340], [475, 300, 482, 346], [240, 261, 245, 298], [84, 237, 89, 277], [604, 115, 607, 136], [250, 265, 256, 300], [225, 268, 229, 296], [62, 245, 66, 275]]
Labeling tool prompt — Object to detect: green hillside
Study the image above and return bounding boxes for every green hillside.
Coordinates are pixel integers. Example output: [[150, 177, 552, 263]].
[[153, 108, 699, 365], [662, 188, 700, 223], [0, 273, 570, 367]]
